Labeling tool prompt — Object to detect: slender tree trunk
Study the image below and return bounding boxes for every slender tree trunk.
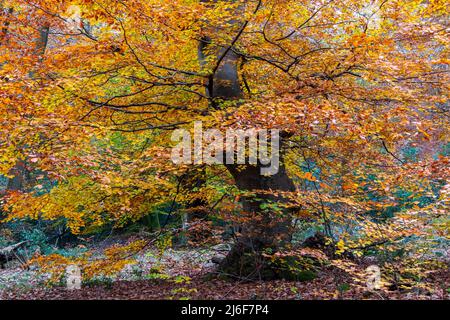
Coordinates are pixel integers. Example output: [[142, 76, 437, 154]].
[[6, 160, 30, 191], [4, 23, 49, 192], [183, 166, 209, 221]]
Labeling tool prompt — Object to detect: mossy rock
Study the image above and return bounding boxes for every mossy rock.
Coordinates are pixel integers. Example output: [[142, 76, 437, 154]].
[[296, 269, 318, 281], [276, 268, 317, 281]]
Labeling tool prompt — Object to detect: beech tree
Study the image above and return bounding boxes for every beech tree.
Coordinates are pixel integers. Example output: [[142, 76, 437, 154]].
[[0, 0, 448, 278]]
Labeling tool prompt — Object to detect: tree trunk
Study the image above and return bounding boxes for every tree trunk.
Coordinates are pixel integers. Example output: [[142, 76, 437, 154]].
[[220, 159, 296, 279], [199, 1, 296, 279], [6, 160, 30, 191]]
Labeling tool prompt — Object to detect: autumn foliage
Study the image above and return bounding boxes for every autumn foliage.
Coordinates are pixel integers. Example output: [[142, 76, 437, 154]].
[[0, 0, 448, 290]]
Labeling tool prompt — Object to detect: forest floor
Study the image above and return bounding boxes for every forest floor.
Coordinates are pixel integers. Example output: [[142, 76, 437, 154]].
[[1, 267, 449, 300], [1, 241, 448, 300]]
